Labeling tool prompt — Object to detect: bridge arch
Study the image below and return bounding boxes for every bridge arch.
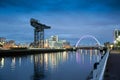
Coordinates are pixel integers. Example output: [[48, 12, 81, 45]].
[[75, 35, 100, 47]]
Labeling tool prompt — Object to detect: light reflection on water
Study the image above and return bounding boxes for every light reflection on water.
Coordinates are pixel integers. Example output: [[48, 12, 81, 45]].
[[0, 50, 101, 80], [76, 49, 101, 64], [11, 57, 16, 70], [0, 58, 4, 68]]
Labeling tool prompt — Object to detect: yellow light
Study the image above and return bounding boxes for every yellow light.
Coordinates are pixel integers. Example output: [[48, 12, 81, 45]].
[[118, 36, 120, 38], [110, 45, 113, 48]]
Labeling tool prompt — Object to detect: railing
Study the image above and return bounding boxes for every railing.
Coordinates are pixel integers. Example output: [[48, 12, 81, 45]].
[[87, 50, 109, 80]]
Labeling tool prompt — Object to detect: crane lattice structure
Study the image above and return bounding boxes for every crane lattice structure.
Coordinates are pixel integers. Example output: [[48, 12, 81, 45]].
[[30, 18, 51, 48]]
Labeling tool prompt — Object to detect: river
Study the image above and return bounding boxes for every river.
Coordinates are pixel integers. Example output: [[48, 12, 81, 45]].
[[0, 49, 102, 80]]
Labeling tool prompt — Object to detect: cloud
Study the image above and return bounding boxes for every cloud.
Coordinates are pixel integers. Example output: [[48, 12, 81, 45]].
[[95, 0, 120, 10], [0, 0, 120, 13], [0, 0, 120, 44]]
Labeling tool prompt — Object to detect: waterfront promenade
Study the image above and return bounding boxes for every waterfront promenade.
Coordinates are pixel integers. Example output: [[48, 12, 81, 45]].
[[104, 50, 120, 80]]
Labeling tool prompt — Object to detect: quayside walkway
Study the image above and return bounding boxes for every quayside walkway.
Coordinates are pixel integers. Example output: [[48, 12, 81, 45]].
[[104, 50, 120, 80]]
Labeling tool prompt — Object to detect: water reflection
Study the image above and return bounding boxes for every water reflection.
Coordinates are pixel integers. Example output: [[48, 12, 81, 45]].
[[0, 50, 101, 80], [0, 58, 4, 68], [11, 57, 16, 70], [19, 57, 21, 66], [33, 54, 45, 80], [76, 49, 101, 64], [33, 52, 68, 80]]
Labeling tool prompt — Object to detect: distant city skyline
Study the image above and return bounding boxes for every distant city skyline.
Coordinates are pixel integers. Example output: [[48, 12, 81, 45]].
[[0, 0, 120, 45]]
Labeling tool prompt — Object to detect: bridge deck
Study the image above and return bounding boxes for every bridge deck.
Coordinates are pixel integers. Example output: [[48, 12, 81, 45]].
[[104, 50, 120, 80]]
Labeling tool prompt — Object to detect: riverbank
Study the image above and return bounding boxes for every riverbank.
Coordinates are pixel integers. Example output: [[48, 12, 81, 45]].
[[104, 50, 120, 80], [0, 48, 75, 57]]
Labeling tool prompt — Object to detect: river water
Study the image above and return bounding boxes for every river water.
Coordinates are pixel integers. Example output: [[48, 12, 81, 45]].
[[0, 49, 101, 80]]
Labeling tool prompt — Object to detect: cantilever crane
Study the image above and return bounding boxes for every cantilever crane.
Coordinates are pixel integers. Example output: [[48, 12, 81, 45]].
[[30, 18, 51, 48]]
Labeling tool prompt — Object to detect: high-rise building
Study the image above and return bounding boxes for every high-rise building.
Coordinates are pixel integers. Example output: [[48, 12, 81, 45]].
[[114, 29, 120, 40], [114, 29, 120, 46]]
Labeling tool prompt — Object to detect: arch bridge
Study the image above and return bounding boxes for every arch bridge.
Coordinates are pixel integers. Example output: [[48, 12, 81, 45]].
[[75, 35, 102, 49]]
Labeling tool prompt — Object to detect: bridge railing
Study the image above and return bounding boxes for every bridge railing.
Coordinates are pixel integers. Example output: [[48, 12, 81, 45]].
[[87, 50, 109, 80]]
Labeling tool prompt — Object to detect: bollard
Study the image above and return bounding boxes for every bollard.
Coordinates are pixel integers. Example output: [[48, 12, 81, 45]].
[[94, 62, 99, 70]]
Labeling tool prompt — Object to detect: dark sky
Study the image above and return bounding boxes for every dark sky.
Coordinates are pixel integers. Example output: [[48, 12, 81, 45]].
[[0, 0, 120, 44]]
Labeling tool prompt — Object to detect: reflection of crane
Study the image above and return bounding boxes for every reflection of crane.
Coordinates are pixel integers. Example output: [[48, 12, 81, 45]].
[[33, 54, 44, 80], [30, 18, 51, 48]]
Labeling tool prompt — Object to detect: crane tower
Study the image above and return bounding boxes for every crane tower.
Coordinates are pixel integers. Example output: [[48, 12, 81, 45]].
[[30, 18, 51, 48]]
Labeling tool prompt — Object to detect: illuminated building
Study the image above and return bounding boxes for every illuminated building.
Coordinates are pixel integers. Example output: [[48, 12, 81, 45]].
[[0, 37, 6, 43], [114, 29, 120, 40], [0, 37, 6, 48], [114, 29, 120, 46], [3, 40, 16, 49], [45, 35, 71, 48]]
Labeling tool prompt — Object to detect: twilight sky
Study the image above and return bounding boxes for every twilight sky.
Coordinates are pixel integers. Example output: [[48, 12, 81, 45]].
[[0, 0, 120, 45]]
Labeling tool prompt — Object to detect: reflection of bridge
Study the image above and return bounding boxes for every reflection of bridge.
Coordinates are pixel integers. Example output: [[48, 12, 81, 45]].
[[76, 46, 102, 50]]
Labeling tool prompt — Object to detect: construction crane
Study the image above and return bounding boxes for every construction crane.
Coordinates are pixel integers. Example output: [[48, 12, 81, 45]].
[[30, 18, 51, 48]]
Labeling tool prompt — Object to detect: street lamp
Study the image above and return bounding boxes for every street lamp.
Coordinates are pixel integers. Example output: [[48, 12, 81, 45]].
[[114, 40, 117, 44]]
